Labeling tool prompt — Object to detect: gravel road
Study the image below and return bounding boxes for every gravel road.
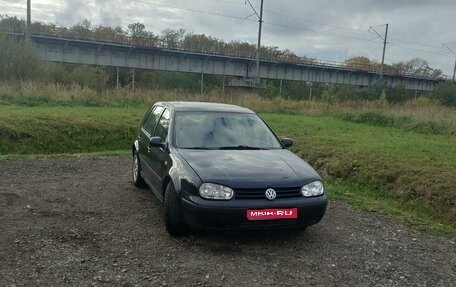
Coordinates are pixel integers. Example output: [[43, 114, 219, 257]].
[[0, 156, 455, 287]]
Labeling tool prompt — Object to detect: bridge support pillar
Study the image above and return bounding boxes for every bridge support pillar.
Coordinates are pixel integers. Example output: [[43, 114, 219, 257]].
[[132, 68, 135, 92], [201, 73, 204, 94], [116, 67, 120, 89], [279, 79, 283, 98]]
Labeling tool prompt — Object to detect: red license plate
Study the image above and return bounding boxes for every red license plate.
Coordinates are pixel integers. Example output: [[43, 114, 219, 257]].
[[246, 208, 298, 220]]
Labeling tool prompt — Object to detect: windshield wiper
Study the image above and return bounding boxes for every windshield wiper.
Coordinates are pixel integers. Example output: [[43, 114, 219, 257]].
[[218, 145, 268, 150], [181, 146, 216, 150]]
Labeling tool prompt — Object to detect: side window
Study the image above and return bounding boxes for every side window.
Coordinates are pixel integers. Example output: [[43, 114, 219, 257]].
[[154, 109, 170, 141], [142, 106, 164, 135]]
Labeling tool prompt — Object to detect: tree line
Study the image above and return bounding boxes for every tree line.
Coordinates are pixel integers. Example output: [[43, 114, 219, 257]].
[[0, 14, 445, 78], [0, 15, 454, 106]]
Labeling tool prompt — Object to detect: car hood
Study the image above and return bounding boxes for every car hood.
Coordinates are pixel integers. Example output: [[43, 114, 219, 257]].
[[177, 149, 320, 189]]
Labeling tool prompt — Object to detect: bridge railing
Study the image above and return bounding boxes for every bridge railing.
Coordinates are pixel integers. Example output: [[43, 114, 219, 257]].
[[0, 24, 450, 81]]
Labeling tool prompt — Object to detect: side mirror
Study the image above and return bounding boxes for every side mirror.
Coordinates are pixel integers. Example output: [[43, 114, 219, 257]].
[[281, 138, 293, 148], [149, 136, 166, 149]]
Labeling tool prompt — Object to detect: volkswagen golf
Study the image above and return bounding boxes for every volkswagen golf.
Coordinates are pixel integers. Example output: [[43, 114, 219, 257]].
[[132, 101, 327, 236]]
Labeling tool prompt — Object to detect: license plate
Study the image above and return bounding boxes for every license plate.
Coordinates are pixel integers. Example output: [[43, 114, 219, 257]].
[[246, 208, 298, 220]]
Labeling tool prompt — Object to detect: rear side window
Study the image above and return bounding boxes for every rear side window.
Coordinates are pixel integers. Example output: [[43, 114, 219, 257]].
[[143, 106, 164, 135], [154, 109, 170, 141]]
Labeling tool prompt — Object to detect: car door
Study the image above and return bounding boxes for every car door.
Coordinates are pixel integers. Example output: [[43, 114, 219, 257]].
[[146, 108, 171, 195], [139, 105, 164, 185]]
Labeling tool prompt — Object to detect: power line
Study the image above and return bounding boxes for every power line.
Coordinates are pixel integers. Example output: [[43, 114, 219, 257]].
[[131, 0, 384, 44], [388, 37, 445, 50], [263, 21, 381, 44], [388, 44, 450, 57], [211, 0, 372, 34], [131, 0, 452, 61], [131, 0, 256, 22], [212, 0, 453, 55], [442, 43, 456, 56], [263, 9, 370, 34]]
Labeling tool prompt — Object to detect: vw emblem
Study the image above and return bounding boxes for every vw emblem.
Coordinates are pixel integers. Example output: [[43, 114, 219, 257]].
[[265, 188, 277, 200]]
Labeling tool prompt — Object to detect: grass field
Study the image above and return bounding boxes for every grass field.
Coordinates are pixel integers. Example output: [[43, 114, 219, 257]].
[[1, 102, 455, 234], [0, 105, 145, 154], [263, 113, 456, 233]]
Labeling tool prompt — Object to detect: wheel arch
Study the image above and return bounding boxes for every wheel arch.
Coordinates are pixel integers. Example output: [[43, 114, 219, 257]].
[[163, 169, 182, 197], [133, 140, 140, 155]]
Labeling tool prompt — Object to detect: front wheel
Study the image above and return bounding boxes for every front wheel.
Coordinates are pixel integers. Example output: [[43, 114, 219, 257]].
[[132, 152, 146, 188], [164, 182, 189, 237]]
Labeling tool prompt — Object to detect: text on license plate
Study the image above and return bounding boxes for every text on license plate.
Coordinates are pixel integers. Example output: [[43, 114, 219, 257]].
[[247, 208, 298, 220]]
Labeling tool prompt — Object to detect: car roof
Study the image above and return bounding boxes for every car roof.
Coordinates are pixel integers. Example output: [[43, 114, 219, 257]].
[[156, 101, 255, 114]]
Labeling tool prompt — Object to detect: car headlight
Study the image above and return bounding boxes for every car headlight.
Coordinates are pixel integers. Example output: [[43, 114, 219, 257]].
[[302, 181, 324, 197], [199, 183, 234, 200]]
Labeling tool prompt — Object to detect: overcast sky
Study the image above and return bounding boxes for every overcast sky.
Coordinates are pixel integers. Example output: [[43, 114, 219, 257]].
[[2, 0, 456, 75]]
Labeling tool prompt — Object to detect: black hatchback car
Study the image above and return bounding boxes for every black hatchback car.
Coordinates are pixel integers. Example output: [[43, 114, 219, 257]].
[[132, 102, 327, 236]]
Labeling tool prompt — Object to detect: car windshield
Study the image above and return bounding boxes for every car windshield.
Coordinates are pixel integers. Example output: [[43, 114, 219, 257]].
[[174, 112, 283, 150]]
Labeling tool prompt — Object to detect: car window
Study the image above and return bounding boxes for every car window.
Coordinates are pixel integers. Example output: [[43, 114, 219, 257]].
[[174, 112, 282, 149], [154, 109, 170, 141], [142, 106, 164, 135]]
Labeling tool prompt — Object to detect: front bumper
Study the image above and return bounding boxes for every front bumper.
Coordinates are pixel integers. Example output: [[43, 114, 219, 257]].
[[180, 191, 327, 230]]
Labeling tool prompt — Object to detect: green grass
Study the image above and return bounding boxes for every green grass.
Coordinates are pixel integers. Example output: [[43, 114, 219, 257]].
[[0, 103, 455, 235], [336, 111, 456, 136], [0, 105, 147, 155], [262, 113, 456, 232], [326, 180, 455, 235]]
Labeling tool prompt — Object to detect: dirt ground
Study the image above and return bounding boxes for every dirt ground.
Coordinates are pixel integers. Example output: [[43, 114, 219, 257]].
[[0, 156, 455, 287]]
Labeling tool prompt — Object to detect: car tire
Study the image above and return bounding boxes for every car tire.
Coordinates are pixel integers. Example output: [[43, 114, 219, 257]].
[[132, 152, 147, 188], [164, 182, 189, 237]]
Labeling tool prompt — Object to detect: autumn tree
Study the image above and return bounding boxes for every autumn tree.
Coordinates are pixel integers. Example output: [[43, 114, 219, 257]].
[[93, 25, 126, 41], [70, 19, 93, 38], [127, 23, 149, 38], [161, 28, 185, 49], [0, 15, 24, 32], [181, 33, 221, 52], [392, 58, 442, 77], [345, 56, 374, 70]]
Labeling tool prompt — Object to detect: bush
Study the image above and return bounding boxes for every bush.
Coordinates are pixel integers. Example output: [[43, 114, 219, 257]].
[[0, 35, 40, 81], [433, 82, 456, 106]]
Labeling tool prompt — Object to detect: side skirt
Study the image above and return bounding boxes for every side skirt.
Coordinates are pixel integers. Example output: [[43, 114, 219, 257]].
[[141, 171, 164, 203]]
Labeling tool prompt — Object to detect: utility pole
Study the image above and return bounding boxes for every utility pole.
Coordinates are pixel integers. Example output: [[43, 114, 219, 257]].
[[442, 43, 456, 83], [454, 59, 456, 84], [369, 24, 389, 83], [380, 24, 389, 82], [256, 0, 264, 86], [247, 0, 264, 86], [26, 0, 31, 41]]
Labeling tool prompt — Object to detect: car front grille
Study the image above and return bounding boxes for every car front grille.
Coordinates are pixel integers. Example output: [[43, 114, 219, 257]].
[[235, 187, 302, 200]]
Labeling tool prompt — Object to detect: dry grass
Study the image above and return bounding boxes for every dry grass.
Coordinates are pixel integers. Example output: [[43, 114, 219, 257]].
[[1, 81, 454, 112], [2, 82, 455, 135]]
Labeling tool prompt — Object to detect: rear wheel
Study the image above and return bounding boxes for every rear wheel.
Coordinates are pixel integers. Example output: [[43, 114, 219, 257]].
[[132, 152, 146, 188], [164, 182, 189, 237]]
